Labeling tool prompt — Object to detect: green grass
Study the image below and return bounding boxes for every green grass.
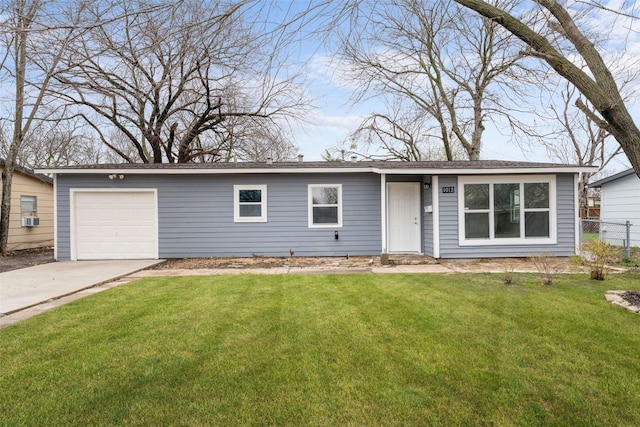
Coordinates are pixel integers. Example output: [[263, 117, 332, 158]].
[[2, 272, 640, 426], [581, 232, 599, 242]]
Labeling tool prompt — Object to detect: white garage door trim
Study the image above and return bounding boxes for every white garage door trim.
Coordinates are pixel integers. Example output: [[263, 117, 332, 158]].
[[70, 189, 159, 261]]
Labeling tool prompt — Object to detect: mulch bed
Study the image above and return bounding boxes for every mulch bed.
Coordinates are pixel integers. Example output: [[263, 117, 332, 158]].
[[0, 247, 55, 273], [621, 291, 640, 306], [152, 256, 378, 270]]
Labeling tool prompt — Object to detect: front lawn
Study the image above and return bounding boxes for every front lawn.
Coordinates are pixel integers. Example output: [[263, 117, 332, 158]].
[[2, 272, 639, 425]]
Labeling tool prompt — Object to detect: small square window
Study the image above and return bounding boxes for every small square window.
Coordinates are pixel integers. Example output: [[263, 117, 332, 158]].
[[21, 195, 37, 216], [309, 184, 342, 228], [234, 185, 267, 222]]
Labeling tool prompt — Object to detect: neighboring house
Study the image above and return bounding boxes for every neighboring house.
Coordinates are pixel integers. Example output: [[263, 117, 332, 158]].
[[589, 168, 639, 247], [0, 160, 54, 251], [39, 160, 595, 261], [584, 193, 601, 218]]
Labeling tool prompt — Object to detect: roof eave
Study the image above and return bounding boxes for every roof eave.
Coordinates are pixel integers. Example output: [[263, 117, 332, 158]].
[[38, 165, 598, 176], [3, 165, 53, 184], [375, 166, 597, 175], [589, 168, 637, 187]]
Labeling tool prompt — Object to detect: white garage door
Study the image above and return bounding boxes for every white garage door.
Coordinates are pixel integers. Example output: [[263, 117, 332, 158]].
[[73, 191, 158, 260]]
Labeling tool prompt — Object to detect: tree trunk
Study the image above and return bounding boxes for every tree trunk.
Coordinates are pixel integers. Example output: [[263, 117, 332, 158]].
[[600, 112, 640, 177], [0, 160, 16, 254]]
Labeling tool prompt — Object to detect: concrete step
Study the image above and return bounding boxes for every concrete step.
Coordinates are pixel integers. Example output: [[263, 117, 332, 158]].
[[384, 254, 438, 265]]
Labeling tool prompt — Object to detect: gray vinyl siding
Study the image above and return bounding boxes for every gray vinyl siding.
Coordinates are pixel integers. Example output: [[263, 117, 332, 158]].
[[56, 177, 72, 261], [555, 174, 578, 255], [438, 176, 459, 257], [423, 179, 434, 257], [438, 174, 577, 258], [55, 173, 381, 260]]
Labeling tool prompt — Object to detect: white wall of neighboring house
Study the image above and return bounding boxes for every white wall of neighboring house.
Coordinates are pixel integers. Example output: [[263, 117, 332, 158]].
[[599, 173, 640, 248]]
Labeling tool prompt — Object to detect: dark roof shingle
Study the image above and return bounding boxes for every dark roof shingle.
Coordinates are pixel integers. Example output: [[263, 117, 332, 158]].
[[42, 159, 586, 171]]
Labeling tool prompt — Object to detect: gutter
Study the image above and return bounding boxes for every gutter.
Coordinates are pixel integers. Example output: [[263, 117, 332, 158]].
[[38, 166, 599, 176]]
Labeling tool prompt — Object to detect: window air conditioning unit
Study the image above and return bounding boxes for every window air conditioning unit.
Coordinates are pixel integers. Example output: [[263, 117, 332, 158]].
[[21, 216, 40, 227]]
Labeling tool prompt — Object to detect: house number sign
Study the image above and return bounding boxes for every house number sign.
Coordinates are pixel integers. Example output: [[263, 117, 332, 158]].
[[441, 186, 455, 194]]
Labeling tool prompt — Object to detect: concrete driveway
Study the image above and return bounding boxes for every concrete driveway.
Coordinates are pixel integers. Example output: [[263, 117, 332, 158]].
[[0, 260, 162, 315]]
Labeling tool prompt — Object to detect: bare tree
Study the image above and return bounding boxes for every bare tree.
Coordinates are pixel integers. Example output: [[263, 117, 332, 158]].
[[2, 116, 109, 167], [335, 0, 525, 161], [327, 98, 464, 161], [538, 82, 623, 216], [0, 0, 83, 254], [52, 0, 306, 164], [233, 125, 298, 162], [0, 0, 174, 253], [455, 0, 640, 176]]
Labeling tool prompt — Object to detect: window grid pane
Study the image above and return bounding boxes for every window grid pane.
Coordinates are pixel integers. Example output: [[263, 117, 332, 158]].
[[493, 183, 520, 239], [239, 189, 261, 203], [465, 212, 490, 239], [525, 212, 550, 237], [312, 187, 338, 205], [464, 184, 489, 210], [239, 204, 262, 217], [313, 206, 338, 224], [524, 183, 549, 209]]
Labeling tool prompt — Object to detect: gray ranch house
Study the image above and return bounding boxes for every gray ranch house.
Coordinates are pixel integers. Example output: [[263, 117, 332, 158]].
[[40, 160, 595, 261]]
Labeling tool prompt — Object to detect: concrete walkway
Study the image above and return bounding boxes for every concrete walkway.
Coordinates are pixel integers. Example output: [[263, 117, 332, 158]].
[[132, 264, 454, 278], [0, 260, 163, 316]]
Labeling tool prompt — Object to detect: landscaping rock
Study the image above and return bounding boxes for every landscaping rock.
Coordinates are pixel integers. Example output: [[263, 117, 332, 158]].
[[605, 291, 640, 314]]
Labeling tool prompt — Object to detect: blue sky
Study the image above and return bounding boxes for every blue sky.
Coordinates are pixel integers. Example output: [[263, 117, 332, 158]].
[[284, 0, 637, 174]]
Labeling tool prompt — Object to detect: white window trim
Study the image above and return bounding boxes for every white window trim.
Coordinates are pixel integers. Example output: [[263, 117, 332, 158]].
[[457, 175, 557, 246], [234, 185, 267, 223], [308, 184, 342, 228]]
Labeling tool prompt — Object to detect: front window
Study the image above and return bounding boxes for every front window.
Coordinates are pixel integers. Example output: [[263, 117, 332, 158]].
[[494, 183, 520, 238], [464, 184, 490, 239], [234, 185, 267, 222], [524, 182, 550, 237], [459, 176, 555, 245], [309, 184, 342, 227]]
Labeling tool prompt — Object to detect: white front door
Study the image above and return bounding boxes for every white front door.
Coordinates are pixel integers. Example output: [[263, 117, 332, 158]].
[[387, 182, 421, 253]]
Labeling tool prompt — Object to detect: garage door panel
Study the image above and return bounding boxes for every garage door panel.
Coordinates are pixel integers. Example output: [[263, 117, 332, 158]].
[[74, 191, 158, 260]]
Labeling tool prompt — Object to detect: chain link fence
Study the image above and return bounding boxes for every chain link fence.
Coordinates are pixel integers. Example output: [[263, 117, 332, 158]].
[[580, 218, 633, 259]]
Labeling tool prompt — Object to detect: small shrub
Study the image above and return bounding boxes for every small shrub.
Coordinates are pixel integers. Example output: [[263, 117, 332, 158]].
[[620, 258, 635, 267], [580, 239, 621, 281], [502, 262, 514, 285], [529, 253, 561, 285]]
